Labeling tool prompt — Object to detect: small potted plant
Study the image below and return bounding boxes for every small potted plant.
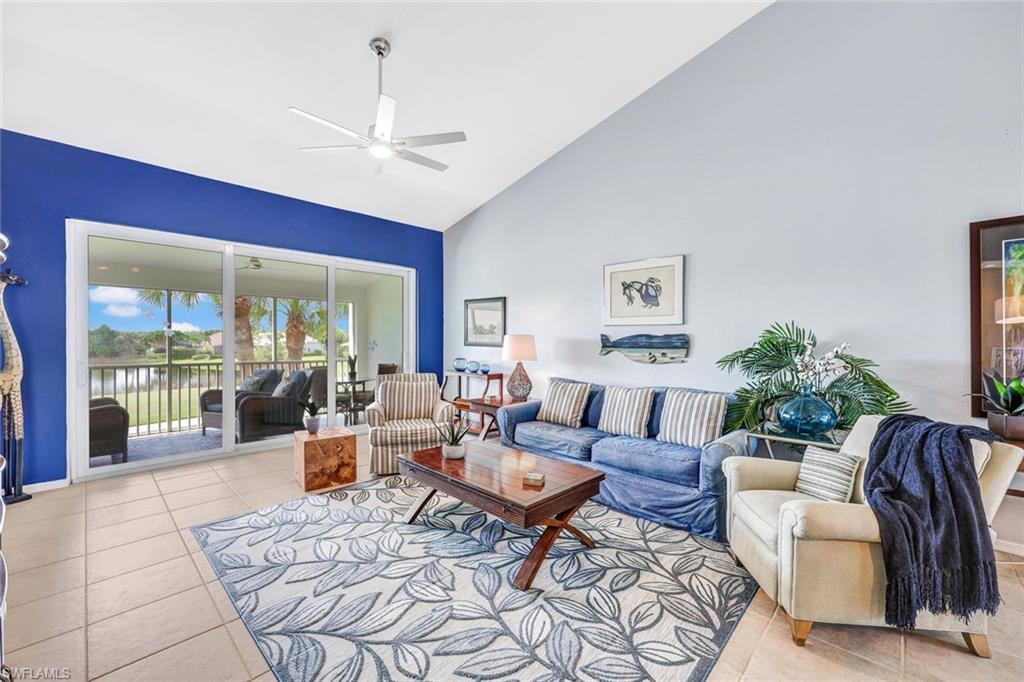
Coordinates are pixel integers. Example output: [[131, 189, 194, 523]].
[[434, 417, 471, 459], [347, 354, 358, 382], [298, 399, 321, 435], [969, 370, 1024, 439]]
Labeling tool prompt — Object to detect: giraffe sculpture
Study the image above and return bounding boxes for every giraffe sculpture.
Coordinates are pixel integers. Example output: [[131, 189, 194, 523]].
[[0, 267, 29, 503]]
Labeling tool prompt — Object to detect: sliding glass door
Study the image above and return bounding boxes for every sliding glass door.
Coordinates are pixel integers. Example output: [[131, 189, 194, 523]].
[[68, 220, 415, 480], [334, 268, 405, 426], [86, 235, 224, 469], [233, 254, 327, 446]]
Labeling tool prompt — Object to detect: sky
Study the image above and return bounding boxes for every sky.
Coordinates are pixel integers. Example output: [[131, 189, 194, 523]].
[[88, 286, 351, 338], [89, 286, 220, 333]]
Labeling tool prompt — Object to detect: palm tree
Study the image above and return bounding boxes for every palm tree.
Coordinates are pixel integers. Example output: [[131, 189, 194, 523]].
[[136, 289, 204, 311], [210, 294, 270, 362], [137, 289, 269, 361], [280, 299, 326, 361]]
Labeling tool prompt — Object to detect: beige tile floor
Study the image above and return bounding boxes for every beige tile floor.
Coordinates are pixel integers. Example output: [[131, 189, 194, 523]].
[[5, 439, 374, 681], [5, 437, 1023, 681]]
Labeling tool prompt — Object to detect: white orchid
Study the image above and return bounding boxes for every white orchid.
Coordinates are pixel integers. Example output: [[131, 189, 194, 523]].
[[796, 341, 851, 390]]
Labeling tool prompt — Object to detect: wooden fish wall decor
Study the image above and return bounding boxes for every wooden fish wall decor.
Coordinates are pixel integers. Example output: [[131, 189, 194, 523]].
[[599, 333, 689, 364]]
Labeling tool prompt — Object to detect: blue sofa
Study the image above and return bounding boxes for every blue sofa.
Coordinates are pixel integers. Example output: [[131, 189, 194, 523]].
[[496, 379, 748, 540]]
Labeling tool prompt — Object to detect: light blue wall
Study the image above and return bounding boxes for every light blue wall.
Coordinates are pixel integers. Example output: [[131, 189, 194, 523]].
[[0, 130, 444, 484], [445, 1, 1024, 424]]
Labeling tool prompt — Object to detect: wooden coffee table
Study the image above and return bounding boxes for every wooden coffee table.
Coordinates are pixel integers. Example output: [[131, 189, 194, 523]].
[[398, 440, 604, 590]]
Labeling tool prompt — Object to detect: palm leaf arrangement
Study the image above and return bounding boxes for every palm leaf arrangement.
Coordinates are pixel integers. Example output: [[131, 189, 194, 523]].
[[716, 322, 911, 431]]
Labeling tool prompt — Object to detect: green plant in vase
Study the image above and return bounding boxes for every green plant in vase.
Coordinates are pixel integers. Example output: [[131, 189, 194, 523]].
[[967, 370, 1024, 439], [297, 399, 321, 435], [434, 418, 471, 459], [716, 322, 910, 433]]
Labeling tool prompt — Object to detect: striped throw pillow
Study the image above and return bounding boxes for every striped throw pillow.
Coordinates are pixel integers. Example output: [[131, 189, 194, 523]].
[[598, 386, 656, 438], [795, 446, 862, 503], [537, 380, 591, 428], [380, 380, 438, 421], [657, 389, 727, 447]]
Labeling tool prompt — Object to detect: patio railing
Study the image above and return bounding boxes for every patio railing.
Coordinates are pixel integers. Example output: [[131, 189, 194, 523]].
[[89, 360, 338, 437]]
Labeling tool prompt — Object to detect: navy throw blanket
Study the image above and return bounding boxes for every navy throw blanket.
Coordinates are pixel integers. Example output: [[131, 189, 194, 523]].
[[865, 415, 1001, 629]]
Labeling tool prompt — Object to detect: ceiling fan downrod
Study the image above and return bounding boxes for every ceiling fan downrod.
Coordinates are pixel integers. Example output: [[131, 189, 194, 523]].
[[369, 37, 390, 97]]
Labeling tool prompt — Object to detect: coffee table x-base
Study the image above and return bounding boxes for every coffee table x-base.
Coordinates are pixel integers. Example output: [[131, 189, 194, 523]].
[[398, 441, 604, 590]]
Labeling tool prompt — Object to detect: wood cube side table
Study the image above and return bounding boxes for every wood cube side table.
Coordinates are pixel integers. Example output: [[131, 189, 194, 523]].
[[293, 427, 357, 492]]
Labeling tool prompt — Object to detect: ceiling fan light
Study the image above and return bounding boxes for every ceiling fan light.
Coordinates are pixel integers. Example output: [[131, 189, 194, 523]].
[[368, 140, 393, 159]]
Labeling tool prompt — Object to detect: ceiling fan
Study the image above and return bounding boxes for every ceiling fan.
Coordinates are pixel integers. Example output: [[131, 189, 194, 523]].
[[289, 37, 467, 173], [237, 257, 264, 271]]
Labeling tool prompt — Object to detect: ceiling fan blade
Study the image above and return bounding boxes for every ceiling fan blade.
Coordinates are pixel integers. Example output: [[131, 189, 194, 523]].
[[394, 132, 467, 149], [374, 95, 397, 141], [394, 149, 448, 172], [299, 145, 366, 152], [288, 107, 367, 142]]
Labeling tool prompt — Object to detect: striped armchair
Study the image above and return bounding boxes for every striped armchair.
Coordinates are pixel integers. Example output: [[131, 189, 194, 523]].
[[366, 373, 457, 474]]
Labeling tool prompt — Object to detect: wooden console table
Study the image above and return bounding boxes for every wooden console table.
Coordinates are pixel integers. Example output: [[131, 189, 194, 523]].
[[466, 396, 536, 441], [443, 371, 504, 434]]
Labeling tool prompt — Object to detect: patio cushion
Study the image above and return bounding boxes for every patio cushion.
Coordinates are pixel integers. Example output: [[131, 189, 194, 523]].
[[271, 378, 294, 397], [283, 371, 307, 398], [513, 421, 608, 461], [205, 403, 223, 413], [591, 436, 703, 488], [241, 369, 280, 393]]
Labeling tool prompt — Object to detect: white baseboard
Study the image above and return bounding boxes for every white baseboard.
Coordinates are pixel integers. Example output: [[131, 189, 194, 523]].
[[23, 478, 71, 494], [995, 538, 1024, 558]]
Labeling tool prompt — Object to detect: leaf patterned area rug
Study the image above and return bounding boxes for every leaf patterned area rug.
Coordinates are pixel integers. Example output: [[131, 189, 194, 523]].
[[192, 475, 756, 682]]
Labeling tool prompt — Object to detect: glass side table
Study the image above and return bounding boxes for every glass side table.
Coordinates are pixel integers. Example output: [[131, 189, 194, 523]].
[[745, 421, 850, 459]]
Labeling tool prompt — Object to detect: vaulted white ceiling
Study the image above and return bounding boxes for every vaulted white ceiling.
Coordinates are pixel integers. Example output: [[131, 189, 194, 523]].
[[1, 2, 768, 230]]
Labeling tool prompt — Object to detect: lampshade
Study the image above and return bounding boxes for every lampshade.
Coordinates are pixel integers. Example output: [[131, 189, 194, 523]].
[[502, 334, 537, 362]]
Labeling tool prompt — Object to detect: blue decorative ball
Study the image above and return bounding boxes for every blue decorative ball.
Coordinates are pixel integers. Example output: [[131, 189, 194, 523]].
[[453, 357, 468, 372], [480, 363, 491, 374], [467, 360, 480, 373]]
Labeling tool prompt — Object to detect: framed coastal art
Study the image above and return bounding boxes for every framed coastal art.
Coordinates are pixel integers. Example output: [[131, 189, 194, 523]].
[[464, 296, 506, 347], [970, 215, 1024, 416], [603, 255, 684, 325]]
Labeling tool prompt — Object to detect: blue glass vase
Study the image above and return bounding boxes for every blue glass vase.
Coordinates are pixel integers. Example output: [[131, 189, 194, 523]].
[[453, 357, 468, 372], [467, 360, 480, 373], [777, 385, 837, 436], [480, 363, 490, 374]]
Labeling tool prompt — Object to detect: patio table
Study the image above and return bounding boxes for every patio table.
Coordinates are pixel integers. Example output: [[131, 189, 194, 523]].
[[336, 378, 371, 424]]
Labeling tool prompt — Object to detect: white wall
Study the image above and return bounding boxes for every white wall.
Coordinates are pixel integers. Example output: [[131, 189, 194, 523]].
[[444, 2, 1024, 542]]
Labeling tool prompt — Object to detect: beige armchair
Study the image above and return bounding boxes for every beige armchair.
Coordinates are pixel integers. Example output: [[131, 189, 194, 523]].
[[723, 415, 1023, 657], [366, 373, 458, 475]]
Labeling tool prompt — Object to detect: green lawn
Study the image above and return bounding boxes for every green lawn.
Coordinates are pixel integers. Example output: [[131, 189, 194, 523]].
[[92, 355, 344, 430], [108, 386, 210, 430]]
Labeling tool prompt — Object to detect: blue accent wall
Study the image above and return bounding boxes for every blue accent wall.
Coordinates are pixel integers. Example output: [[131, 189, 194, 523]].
[[0, 129, 444, 484]]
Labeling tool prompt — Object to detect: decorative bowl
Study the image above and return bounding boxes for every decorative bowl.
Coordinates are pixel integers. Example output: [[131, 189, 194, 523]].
[[453, 357, 468, 372], [467, 360, 480, 373]]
